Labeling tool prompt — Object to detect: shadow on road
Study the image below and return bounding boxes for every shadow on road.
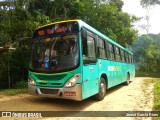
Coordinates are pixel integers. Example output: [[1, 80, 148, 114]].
[[29, 82, 131, 111]]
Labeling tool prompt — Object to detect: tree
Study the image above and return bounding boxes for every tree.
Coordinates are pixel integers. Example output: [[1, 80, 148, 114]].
[[132, 33, 160, 72], [141, 0, 160, 6], [0, 0, 44, 88], [140, 0, 160, 34], [0, 0, 138, 88], [108, 0, 124, 11], [81, 0, 137, 47]]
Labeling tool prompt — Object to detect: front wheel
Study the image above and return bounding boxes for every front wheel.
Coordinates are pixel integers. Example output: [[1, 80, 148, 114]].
[[94, 77, 106, 101]]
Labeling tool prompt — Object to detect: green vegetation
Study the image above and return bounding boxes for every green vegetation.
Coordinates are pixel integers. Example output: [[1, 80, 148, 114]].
[[0, 81, 28, 95], [153, 78, 160, 111], [0, 0, 160, 91], [136, 71, 160, 78], [143, 78, 160, 112], [0, 88, 28, 96], [0, 0, 138, 89], [143, 78, 160, 120], [133, 34, 160, 74], [141, 0, 160, 6]]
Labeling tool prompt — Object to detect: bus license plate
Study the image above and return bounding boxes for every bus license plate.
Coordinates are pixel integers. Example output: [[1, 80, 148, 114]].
[[64, 92, 76, 96]]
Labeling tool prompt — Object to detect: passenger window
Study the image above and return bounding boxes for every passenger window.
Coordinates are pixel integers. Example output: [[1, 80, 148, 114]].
[[82, 34, 97, 64], [87, 36, 96, 58], [124, 52, 129, 63], [105, 41, 110, 59], [115, 47, 120, 61], [129, 54, 132, 64], [98, 38, 106, 59], [109, 44, 115, 60], [120, 49, 125, 62]]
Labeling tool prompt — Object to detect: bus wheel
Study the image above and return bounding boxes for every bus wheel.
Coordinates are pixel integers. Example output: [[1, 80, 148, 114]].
[[124, 73, 130, 85], [94, 77, 106, 101]]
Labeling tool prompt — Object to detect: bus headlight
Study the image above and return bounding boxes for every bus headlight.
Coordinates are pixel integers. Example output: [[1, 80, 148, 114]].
[[64, 74, 80, 87], [28, 76, 36, 86]]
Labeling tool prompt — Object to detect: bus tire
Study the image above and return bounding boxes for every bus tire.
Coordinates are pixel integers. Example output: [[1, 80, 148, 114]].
[[124, 73, 130, 85], [94, 77, 106, 101]]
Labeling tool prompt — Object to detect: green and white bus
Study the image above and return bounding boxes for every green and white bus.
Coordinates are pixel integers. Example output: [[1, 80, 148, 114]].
[[28, 20, 135, 101]]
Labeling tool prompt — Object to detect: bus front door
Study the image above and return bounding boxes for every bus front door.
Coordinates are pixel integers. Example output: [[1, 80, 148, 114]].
[[82, 64, 99, 99]]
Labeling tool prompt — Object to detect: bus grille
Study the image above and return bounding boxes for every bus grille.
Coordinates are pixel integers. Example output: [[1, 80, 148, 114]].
[[39, 88, 59, 94], [35, 74, 67, 80]]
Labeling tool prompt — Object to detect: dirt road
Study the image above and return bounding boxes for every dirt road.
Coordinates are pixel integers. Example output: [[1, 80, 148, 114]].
[[0, 77, 155, 119]]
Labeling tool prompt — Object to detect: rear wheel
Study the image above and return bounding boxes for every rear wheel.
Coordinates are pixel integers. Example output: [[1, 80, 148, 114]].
[[124, 73, 130, 85], [94, 77, 106, 101]]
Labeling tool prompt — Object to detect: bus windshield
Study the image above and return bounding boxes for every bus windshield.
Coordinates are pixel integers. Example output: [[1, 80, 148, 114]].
[[29, 34, 79, 73]]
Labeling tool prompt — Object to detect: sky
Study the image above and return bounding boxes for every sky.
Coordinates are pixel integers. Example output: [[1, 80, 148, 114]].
[[122, 0, 160, 35]]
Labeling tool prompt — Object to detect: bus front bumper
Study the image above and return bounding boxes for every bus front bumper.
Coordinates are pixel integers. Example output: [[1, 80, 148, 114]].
[[28, 83, 82, 101]]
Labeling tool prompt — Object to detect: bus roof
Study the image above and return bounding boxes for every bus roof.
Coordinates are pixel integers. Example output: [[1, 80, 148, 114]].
[[36, 19, 132, 54], [36, 20, 79, 30]]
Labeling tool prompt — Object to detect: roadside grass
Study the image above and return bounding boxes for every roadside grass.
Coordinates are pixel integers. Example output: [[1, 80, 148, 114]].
[[0, 88, 28, 96], [153, 78, 160, 120], [144, 78, 160, 111], [153, 78, 160, 111], [136, 71, 160, 78], [143, 78, 160, 120], [0, 81, 28, 96]]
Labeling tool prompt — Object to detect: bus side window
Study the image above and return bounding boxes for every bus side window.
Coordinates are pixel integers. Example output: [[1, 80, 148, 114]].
[[109, 43, 115, 61], [124, 52, 127, 63], [112, 45, 116, 61], [82, 28, 87, 56], [132, 56, 134, 64], [125, 52, 129, 63], [115, 46, 120, 61], [82, 29, 97, 64], [120, 49, 125, 62], [119, 49, 122, 62], [131, 55, 133, 64], [118, 48, 121, 61], [87, 35, 96, 58], [105, 41, 110, 59], [97, 37, 106, 59], [129, 54, 132, 64], [128, 54, 130, 64]]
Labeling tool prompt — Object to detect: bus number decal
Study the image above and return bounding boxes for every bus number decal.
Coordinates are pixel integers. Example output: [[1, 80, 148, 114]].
[[108, 66, 121, 71]]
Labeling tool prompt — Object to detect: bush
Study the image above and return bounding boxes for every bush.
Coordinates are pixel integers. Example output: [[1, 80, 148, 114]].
[[0, 88, 28, 96], [15, 80, 28, 89], [154, 79, 160, 111], [136, 71, 160, 78]]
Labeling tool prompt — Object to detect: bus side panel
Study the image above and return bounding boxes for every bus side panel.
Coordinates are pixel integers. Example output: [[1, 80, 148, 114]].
[[121, 63, 135, 83], [98, 59, 123, 88], [97, 59, 120, 89], [129, 64, 135, 79], [99, 59, 113, 88], [106, 61, 123, 87], [121, 63, 127, 82], [114, 61, 122, 85], [82, 64, 99, 99]]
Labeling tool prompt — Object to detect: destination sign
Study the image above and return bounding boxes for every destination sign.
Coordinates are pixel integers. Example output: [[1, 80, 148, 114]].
[[33, 21, 79, 38]]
